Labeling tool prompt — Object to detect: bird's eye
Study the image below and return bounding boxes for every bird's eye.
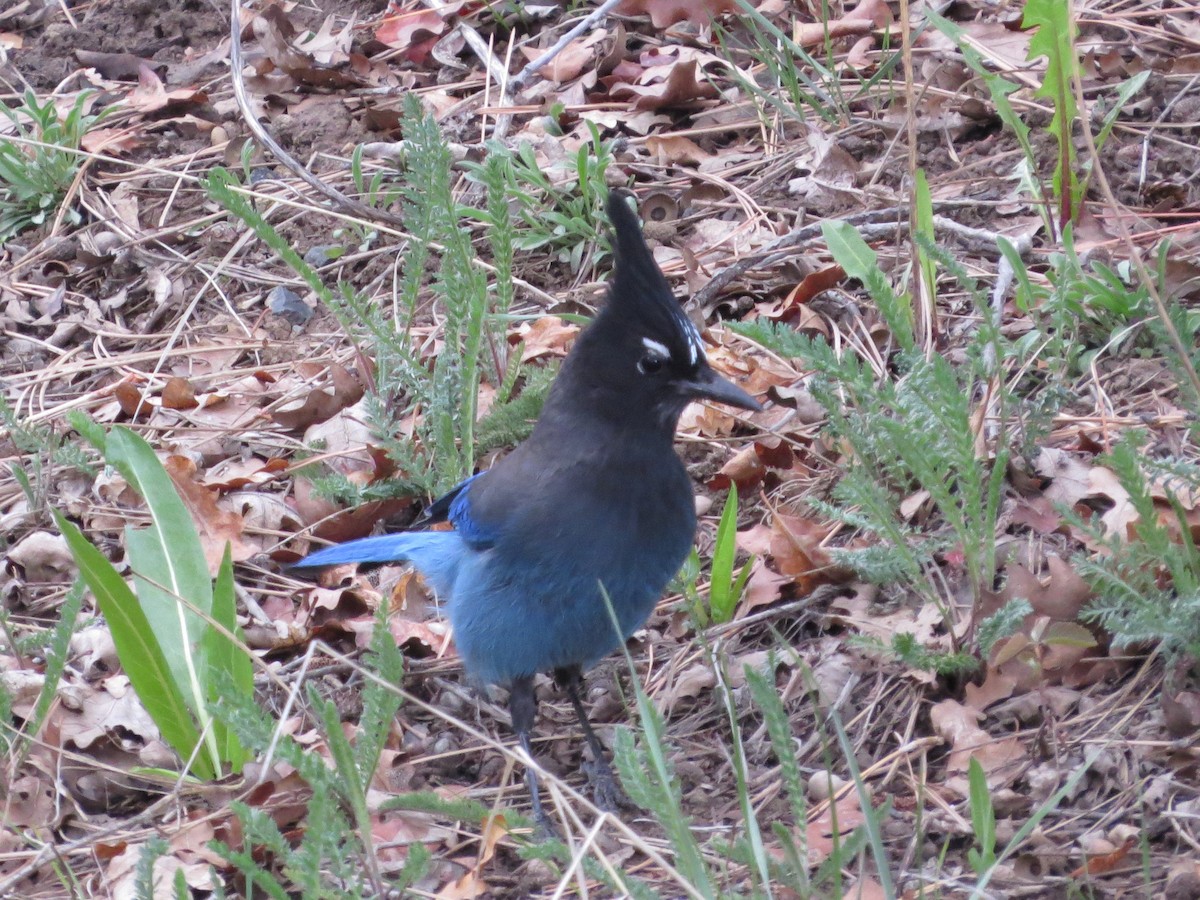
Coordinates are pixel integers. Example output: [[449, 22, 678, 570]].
[[638, 352, 666, 375]]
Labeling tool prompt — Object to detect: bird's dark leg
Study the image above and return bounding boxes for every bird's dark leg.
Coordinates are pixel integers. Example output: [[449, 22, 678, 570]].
[[556, 666, 629, 813], [508, 675, 554, 837]]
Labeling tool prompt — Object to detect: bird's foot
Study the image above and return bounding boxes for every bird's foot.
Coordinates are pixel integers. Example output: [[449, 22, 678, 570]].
[[530, 809, 559, 843], [581, 756, 631, 813]]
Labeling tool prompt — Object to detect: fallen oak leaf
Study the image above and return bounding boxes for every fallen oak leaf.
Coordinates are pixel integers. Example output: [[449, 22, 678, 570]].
[[606, 59, 721, 111], [929, 698, 1026, 782], [614, 0, 738, 28], [161, 376, 198, 410], [163, 455, 255, 568], [645, 134, 712, 166], [128, 63, 207, 115], [768, 266, 846, 322], [375, 6, 446, 59], [1069, 834, 1137, 878], [793, 0, 892, 46], [520, 30, 606, 83]]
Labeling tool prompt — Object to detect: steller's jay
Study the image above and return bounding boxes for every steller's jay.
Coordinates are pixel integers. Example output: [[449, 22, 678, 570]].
[[294, 193, 760, 831]]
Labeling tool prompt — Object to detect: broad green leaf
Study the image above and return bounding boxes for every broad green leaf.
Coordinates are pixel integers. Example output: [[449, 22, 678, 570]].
[[967, 757, 997, 872], [823, 219, 878, 287], [823, 219, 915, 351], [54, 512, 212, 779], [709, 484, 740, 624], [1042, 621, 1098, 649], [1024, 0, 1080, 225], [106, 427, 213, 705]]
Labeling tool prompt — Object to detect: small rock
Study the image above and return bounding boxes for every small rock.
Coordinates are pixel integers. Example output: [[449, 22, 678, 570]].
[[266, 286, 312, 326]]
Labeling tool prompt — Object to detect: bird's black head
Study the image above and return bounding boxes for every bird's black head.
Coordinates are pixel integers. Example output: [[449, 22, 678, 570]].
[[545, 193, 761, 434]]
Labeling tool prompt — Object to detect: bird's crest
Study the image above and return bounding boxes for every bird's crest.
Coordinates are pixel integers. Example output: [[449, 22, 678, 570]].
[[604, 193, 706, 375]]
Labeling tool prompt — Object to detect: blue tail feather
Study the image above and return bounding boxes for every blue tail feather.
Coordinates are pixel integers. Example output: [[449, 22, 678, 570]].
[[293, 531, 465, 597]]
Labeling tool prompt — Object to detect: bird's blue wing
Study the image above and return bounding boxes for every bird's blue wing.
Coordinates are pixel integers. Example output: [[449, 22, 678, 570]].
[[417, 473, 482, 525], [446, 473, 501, 550], [413, 472, 500, 550]]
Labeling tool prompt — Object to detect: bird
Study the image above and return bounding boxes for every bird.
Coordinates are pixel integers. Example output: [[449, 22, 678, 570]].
[[294, 192, 761, 832]]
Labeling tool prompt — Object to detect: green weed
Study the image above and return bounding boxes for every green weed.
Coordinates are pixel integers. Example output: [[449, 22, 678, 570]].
[[463, 120, 614, 273], [733, 222, 1007, 628], [1076, 435, 1200, 661], [209, 604, 430, 897], [0, 90, 106, 240], [208, 96, 558, 503]]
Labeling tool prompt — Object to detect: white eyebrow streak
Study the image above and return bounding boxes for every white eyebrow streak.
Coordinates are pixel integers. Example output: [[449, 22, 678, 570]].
[[642, 337, 670, 358], [679, 315, 703, 365]]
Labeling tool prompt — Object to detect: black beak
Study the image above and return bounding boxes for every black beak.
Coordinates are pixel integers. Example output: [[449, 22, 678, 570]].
[[681, 365, 761, 411]]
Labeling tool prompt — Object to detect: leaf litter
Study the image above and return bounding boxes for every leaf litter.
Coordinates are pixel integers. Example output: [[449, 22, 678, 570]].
[[1, 0, 1200, 896]]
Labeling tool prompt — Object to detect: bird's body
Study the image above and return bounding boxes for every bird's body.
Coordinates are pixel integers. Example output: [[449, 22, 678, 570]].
[[447, 417, 696, 685], [296, 193, 759, 831]]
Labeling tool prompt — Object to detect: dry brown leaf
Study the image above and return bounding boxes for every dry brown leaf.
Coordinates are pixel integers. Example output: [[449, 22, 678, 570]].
[[437, 871, 490, 900], [1089, 466, 1139, 540], [1161, 687, 1200, 739], [290, 482, 413, 545], [841, 878, 889, 900], [4, 775, 57, 830], [793, 0, 891, 46], [376, 7, 446, 63], [105, 841, 215, 898], [710, 437, 797, 492], [810, 647, 857, 707], [163, 455, 255, 569], [710, 443, 766, 491], [1010, 494, 1062, 534], [789, 126, 862, 212], [1000, 556, 1092, 622], [645, 134, 713, 166], [803, 790, 867, 865], [737, 561, 789, 616], [963, 667, 1017, 712], [271, 363, 365, 430], [127, 63, 207, 114], [385, 614, 448, 656], [613, 0, 737, 28], [929, 698, 1027, 781], [835, 597, 943, 647], [607, 59, 721, 111], [517, 316, 578, 361], [765, 266, 846, 324], [161, 376, 198, 410], [202, 456, 290, 491], [1070, 834, 1137, 878], [1036, 447, 1092, 507], [770, 512, 838, 590], [253, 6, 360, 87], [227, 492, 303, 553], [80, 127, 143, 155], [658, 661, 716, 714], [58, 676, 161, 750], [522, 30, 605, 83], [6, 531, 75, 583]]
